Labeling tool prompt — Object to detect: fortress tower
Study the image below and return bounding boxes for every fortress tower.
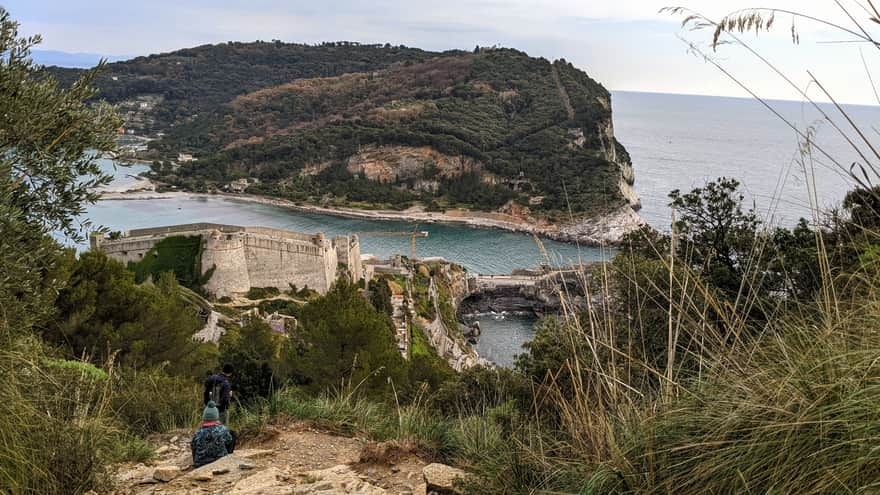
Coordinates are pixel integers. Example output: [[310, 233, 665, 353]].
[[92, 223, 363, 300], [202, 230, 250, 298]]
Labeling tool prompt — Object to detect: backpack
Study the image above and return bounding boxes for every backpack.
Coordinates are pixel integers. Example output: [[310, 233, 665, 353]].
[[204, 375, 225, 408]]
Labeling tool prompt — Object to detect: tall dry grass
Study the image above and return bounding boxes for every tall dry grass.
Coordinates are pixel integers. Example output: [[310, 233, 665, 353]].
[[0, 335, 201, 494], [0, 337, 119, 494], [494, 3, 880, 493]]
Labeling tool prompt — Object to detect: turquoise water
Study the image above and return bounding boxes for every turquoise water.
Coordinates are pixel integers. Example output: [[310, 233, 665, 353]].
[[86, 160, 611, 275], [472, 314, 537, 368], [85, 92, 877, 364]]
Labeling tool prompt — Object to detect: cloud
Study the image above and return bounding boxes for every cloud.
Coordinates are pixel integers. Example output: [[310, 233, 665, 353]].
[[7, 0, 878, 104]]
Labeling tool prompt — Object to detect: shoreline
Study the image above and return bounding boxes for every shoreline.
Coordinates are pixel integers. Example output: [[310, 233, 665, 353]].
[[101, 183, 645, 246]]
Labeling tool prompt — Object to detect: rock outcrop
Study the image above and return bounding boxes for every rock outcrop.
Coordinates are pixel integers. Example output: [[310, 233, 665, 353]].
[[422, 463, 467, 494], [550, 205, 646, 245], [112, 424, 460, 495]]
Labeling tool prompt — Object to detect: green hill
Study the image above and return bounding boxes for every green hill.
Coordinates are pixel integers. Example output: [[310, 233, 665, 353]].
[[49, 43, 638, 217]]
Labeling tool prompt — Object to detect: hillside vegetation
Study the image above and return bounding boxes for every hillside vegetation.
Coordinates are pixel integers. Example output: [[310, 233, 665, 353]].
[[13, 6, 880, 494], [46, 42, 436, 133], [49, 44, 633, 216]]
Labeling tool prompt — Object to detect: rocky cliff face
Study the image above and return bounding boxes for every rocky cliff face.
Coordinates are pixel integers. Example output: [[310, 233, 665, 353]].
[[343, 145, 493, 187], [414, 262, 486, 371]]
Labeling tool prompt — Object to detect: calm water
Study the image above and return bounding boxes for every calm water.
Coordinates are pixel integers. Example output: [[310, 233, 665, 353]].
[[88, 92, 878, 364], [613, 91, 877, 229], [473, 314, 537, 368], [87, 161, 611, 275]]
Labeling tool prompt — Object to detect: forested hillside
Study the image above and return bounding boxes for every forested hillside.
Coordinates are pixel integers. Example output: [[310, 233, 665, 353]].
[[49, 44, 636, 216], [46, 41, 437, 132]]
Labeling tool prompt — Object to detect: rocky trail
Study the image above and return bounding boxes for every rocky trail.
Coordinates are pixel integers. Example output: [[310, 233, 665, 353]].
[[111, 422, 466, 495], [551, 64, 575, 121]]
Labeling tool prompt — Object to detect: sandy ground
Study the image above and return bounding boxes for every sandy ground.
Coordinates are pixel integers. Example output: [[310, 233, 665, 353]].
[[101, 176, 156, 194], [100, 180, 644, 246], [112, 422, 435, 494]]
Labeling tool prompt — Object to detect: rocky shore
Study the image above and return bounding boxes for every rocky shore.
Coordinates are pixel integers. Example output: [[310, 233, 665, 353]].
[[101, 180, 646, 246]]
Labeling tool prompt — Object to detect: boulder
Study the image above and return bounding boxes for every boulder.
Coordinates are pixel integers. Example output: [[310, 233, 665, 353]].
[[293, 465, 388, 494], [422, 463, 466, 494], [152, 465, 181, 482], [193, 472, 213, 482], [228, 467, 291, 495]]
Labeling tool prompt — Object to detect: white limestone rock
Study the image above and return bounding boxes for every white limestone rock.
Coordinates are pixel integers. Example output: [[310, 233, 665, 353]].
[[152, 465, 180, 482], [422, 463, 467, 493], [294, 465, 388, 494]]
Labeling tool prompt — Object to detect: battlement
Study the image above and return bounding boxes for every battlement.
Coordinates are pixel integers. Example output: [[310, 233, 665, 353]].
[[92, 224, 362, 298]]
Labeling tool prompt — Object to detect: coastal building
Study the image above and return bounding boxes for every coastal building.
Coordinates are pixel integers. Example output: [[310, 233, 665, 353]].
[[226, 178, 250, 193], [91, 223, 362, 299]]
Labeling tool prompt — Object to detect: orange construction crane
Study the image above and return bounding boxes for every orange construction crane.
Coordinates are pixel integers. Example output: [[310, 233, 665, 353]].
[[359, 224, 428, 261]]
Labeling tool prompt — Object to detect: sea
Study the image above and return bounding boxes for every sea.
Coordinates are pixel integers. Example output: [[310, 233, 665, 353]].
[[85, 91, 877, 366]]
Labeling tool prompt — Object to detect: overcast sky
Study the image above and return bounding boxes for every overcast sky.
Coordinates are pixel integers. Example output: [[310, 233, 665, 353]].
[[9, 0, 880, 104]]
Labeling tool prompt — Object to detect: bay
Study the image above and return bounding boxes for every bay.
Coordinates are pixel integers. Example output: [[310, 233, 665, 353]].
[[87, 160, 611, 276], [85, 92, 878, 365]]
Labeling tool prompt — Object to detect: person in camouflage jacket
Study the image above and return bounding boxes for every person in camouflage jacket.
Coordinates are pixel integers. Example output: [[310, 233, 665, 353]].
[[191, 400, 236, 467]]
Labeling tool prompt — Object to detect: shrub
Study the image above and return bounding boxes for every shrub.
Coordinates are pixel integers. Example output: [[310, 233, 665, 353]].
[[0, 339, 119, 494], [219, 320, 282, 402], [111, 368, 201, 436], [127, 235, 207, 289], [246, 286, 281, 300]]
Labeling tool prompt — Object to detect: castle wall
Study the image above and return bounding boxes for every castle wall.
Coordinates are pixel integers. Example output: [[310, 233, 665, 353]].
[[127, 223, 246, 238], [242, 234, 337, 294], [333, 234, 362, 282], [202, 234, 250, 298], [244, 226, 317, 243], [97, 237, 162, 265], [95, 224, 363, 299]]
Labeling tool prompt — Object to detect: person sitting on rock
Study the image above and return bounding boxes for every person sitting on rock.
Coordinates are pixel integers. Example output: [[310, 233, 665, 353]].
[[191, 400, 236, 467]]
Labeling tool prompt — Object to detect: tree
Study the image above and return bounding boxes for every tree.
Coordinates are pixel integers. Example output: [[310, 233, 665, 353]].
[[0, 8, 119, 339], [47, 251, 215, 375], [218, 320, 281, 402], [0, 8, 120, 242], [0, 188, 75, 335], [368, 278, 393, 316], [284, 279, 407, 395], [669, 177, 761, 296]]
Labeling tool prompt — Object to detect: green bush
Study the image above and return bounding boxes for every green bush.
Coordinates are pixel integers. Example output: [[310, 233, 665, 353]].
[[127, 235, 206, 289], [246, 286, 281, 300], [47, 253, 216, 375], [283, 280, 408, 397], [111, 368, 202, 436], [0, 340, 119, 494], [219, 320, 283, 402]]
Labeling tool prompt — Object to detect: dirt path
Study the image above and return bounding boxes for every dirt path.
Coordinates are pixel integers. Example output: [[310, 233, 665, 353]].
[[551, 63, 575, 121], [111, 422, 454, 494]]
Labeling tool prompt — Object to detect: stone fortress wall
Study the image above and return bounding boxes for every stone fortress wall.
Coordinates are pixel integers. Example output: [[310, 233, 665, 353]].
[[91, 223, 361, 298]]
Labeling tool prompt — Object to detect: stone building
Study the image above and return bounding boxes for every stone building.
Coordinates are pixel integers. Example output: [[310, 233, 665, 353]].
[[91, 223, 361, 298]]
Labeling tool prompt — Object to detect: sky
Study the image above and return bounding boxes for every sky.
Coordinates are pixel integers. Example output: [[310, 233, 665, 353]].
[[9, 0, 880, 104]]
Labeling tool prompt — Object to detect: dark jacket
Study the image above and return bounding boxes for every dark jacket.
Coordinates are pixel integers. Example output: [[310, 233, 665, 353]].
[[191, 422, 235, 467], [203, 373, 231, 411]]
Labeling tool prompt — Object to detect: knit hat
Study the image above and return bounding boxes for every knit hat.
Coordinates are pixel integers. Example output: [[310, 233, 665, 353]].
[[202, 400, 220, 422]]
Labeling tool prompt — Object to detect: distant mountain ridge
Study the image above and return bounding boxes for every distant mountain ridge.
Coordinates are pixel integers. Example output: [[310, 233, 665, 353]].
[[32, 49, 130, 68], [48, 41, 640, 223]]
